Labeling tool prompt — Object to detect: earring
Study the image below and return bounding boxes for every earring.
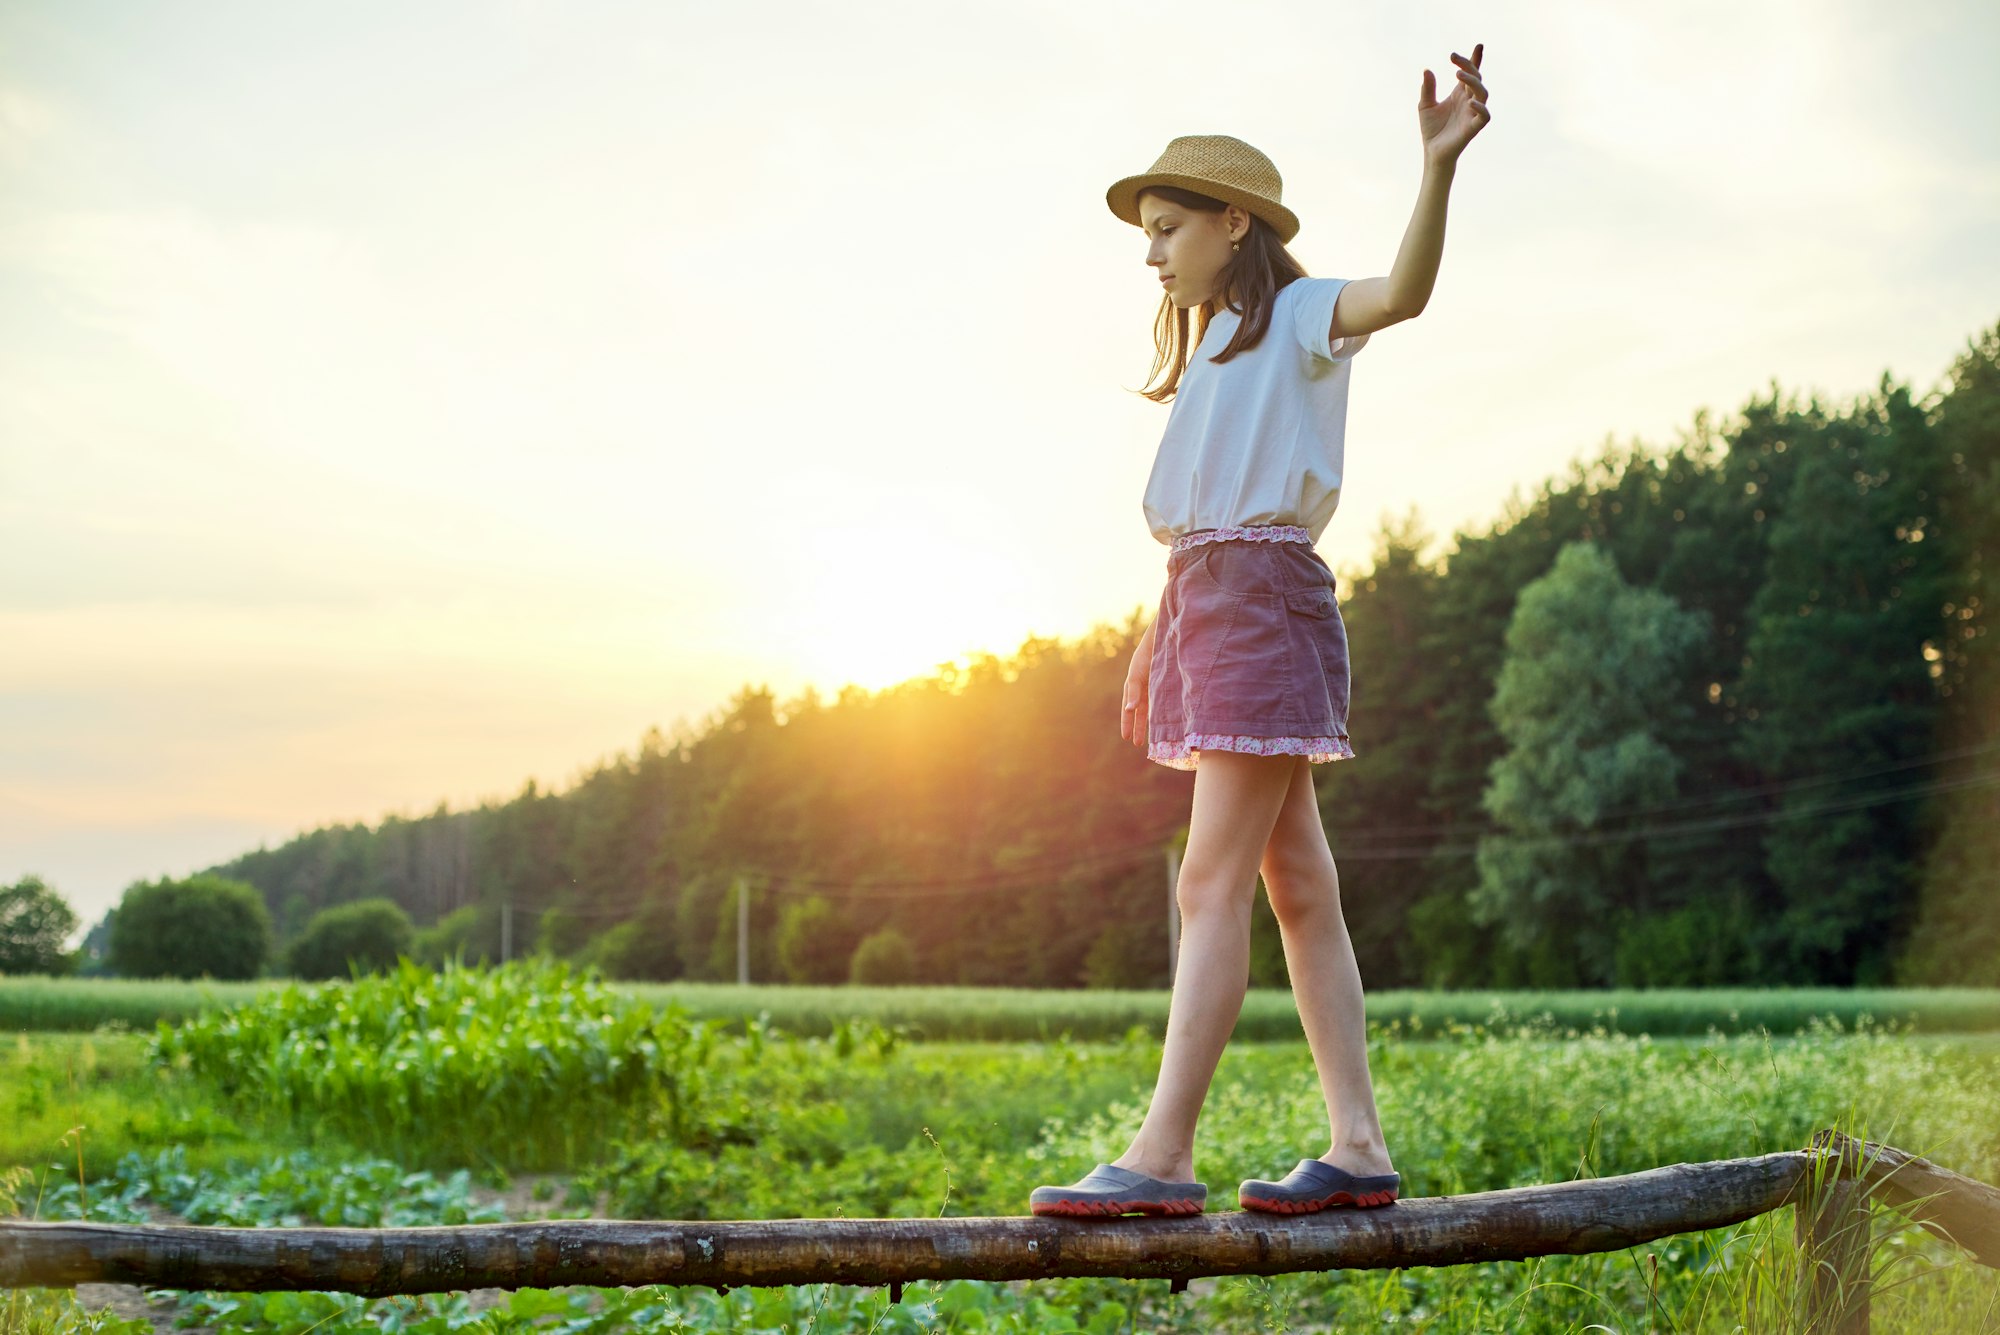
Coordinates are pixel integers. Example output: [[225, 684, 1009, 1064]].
[[1231, 240, 1240, 251]]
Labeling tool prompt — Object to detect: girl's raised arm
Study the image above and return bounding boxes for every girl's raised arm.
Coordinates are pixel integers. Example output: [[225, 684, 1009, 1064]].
[[1333, 43, 1491, 343]]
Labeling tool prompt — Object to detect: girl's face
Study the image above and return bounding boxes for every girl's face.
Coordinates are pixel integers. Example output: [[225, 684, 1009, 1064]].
[[1139, 194, 1249, 310]]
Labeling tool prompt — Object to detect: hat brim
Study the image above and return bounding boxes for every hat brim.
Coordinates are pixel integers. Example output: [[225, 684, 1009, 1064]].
[[1106, 172, 1300, 244]]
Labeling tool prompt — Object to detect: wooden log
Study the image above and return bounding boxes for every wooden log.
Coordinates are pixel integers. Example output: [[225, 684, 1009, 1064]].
[[3, 1152, 1811, 1297], [1811, 1130, 2000, 1269]]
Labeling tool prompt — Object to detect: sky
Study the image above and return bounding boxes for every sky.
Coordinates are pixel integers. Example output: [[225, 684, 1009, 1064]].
[[3, 0, 1998, 933]]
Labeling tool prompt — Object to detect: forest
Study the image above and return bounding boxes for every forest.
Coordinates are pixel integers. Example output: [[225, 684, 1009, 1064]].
[[107, 320, 1999, 993]]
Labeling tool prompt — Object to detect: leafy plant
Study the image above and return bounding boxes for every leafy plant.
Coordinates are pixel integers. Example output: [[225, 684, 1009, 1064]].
[[148, 957, 748, 1171]]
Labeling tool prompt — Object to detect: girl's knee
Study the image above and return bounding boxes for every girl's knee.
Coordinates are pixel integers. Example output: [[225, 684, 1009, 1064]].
[[1263, 865, 1339, 924], [1175, 873, 1259, 923]]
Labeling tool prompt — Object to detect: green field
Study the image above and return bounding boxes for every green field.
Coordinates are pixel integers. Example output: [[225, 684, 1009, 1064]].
[[8, 971, 2000, 1039], [6, 964, 1999, 1333]]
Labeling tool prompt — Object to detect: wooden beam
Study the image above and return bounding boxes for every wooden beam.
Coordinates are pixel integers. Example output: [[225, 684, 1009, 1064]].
[[7, 1136, 1993, 1299], [4, 1152, 1810, 1296]]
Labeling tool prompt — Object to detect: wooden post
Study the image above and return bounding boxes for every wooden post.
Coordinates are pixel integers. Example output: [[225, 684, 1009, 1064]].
[[1165, 845, 1181, 986], [1811, 1128, 2000, 1268], [736, 875, 749, 986], [501, 900, 513, 964], [1795, 1159, 1873, 1334]]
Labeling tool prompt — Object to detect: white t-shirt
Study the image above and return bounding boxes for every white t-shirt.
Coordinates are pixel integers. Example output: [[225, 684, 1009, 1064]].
[[1141, 275, 1369, 547]]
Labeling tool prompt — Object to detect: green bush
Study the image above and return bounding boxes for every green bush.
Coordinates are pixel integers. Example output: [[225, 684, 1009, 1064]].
[[410, 904, 496, 967], [285, 898, 413, 980], [150, 957, 747, 1170], [0, 874, 79, 975], [575, 916, 680, 980], [776, 895, 853, 985], [109, 874, 270, 980], [849, 926, 917, 986], [575, 920, 640, 976], [1082, 921, 1158, 990]]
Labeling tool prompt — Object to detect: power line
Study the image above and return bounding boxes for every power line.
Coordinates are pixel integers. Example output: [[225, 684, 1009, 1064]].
[[512, 753, 2000, 909], [516, 835, 1178, 912], [1337, 735, 2000, 840], [1331, 765, 2000, 861]]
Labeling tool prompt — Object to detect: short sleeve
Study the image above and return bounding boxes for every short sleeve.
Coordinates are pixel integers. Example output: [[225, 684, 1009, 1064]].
[[1289, 276, 1370, 363]]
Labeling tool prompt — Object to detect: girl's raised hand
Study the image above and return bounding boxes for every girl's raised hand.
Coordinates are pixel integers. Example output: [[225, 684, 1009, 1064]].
[[1418, 43, 1490, 166]]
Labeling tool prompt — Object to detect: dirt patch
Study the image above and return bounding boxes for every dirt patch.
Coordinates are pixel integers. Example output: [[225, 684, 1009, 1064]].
[[468, 1170, 610, 1223], [72, 1283, 190, 1335]]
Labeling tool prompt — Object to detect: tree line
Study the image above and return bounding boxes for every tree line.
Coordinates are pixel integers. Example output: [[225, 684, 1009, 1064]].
[[29, 319, 1997, 989]]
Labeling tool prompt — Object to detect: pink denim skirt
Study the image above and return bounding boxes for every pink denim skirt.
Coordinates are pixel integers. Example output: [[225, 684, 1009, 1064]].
[[1147, 524, 1355, 771]]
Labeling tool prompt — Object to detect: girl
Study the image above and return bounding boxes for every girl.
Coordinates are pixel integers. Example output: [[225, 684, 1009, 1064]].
[[1029, 45, 1490, 1219]]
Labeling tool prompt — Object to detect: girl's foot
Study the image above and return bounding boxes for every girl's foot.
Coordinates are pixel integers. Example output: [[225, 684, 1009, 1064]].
[[1319, 1146, 1396, 1179], [1238, 1153, 1400, 1214], [1029, 1163, 1208, 1218], [1112, 1152, 1197, 1183]]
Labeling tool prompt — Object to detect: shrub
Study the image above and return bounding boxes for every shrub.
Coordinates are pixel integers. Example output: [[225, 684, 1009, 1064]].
[[1082, 921, 1157, 990], [576, 915, 681, 980], [285, 897, 414, 980], [849, 927, 917, 986], [410, 904, 497, 967], [150, 957, 741, 1171], [0, 874, 79, 975], [109, 874, 270, 980], [777, 895, 853, 984]]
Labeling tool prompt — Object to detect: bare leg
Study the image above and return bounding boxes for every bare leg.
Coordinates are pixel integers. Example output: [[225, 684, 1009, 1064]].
[[1259, 756, 1395, 1176], [1113, 750, 1297, 1184]]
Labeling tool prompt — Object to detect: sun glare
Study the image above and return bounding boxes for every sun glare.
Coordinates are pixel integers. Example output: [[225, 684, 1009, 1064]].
[[777, 526, 1025, 697]]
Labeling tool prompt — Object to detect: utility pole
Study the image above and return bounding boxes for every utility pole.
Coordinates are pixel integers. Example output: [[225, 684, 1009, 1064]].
[[1165, 844, 1182, 985], [736, 874, 750, 986]]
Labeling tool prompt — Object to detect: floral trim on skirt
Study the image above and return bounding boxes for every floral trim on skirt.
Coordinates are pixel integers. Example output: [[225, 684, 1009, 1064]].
[[1171, 523, 1313, 552], [1148, 731, 1357, 771], [1147, 525, 1355, 771]]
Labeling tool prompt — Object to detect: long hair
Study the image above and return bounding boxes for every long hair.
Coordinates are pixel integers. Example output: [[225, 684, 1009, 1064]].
[[1135, 184, 1309, 405]]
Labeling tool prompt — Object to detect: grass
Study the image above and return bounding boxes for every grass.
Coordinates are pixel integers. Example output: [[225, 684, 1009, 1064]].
[[9, 970, 2000, 1039], [5, 967, 1999, 1333], [0, 1031, 366, 1191]]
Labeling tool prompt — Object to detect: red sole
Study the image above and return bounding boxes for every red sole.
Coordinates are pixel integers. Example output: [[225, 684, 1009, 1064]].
[[1030, 1197, 1205, 1218], [1239, 1187, 1399, 1214]]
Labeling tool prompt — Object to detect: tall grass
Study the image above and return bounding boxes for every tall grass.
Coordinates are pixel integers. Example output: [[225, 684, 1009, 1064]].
[[11, 970, 1999, 1038], [636, 982, 2000, 1041], [148, 957, 739, 1172], [0, 975, 269, 1032]]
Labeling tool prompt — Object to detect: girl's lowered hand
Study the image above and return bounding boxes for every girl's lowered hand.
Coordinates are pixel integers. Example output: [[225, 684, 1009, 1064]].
[[1418, 43, 1490, 166], [1121, 650, 1150, 748]]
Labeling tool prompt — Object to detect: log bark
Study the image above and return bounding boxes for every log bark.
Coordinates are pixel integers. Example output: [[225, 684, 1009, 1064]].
[[2, 1152, 1810, 1297], [6, 1136, 1992, 1299]]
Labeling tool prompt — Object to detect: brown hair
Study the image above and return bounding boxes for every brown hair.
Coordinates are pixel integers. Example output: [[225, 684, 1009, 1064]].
[[1134, 184, 1309, 404]]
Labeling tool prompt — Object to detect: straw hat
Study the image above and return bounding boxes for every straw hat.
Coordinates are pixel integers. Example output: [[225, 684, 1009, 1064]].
[[1105, 134, 1300, 244]]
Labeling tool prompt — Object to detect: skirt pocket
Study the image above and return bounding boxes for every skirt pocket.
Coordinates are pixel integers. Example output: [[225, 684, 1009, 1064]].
[[1283, 583, 1350, 736]]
